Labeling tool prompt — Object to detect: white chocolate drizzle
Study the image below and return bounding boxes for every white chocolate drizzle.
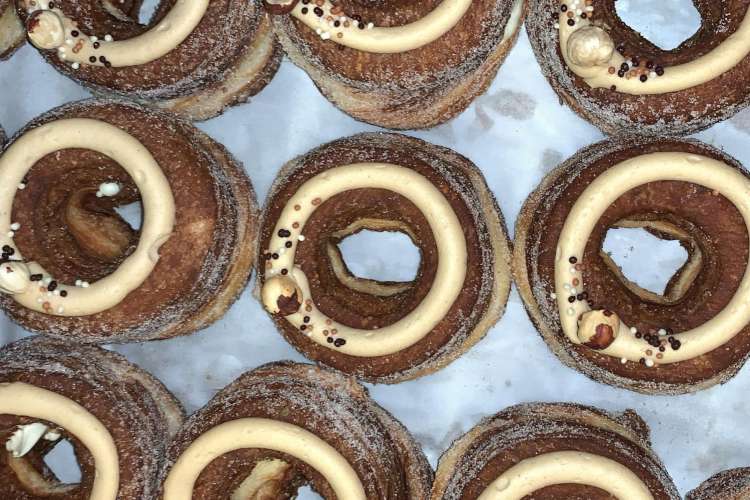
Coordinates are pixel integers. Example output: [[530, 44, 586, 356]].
[[261, 163, 467, 357], [555, 152, 750, 365], [289, 0, 471, 53], [0, 382, 119, 500], [23, 0, 209, 68], [162, 418, 366, 500], [477, 451, 653, 499], [557, 0, 750, 94], [0, 118, 176, 316]]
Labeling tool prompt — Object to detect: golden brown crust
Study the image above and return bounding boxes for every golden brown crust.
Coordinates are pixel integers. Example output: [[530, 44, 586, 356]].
[[159, 361, 433, 499], [256, 133, 512, 383], [688, 468, 750, 500], [0, 99, 258, 343], [513, 135, 750, 394], [0, 336, 185, 500], [19, 2, 281, 120], [526, 0, 750, 135], [271, 0, 526, 129], [431, 402, 679, 499]]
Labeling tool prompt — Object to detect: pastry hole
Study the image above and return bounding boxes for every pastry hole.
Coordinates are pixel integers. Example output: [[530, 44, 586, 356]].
[[603, 227, 688, 296], [615, 0, 701, 50], [138, 0, 160, 24], [43, 439, 82, 484], [296, 486, 323, 499], [338, 230, 419, 283], [114, 201, 143, 230]]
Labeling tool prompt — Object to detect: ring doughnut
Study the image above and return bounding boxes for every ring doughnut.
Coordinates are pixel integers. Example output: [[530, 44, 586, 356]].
[[0, 336, 184, 500], [431, 402, 679, 499], [0, 99, 258, 343], [0, 0, 24, 60], [159, 361, 432, 499], [526, 1, 750, 135], [688, 468, 750, 499], [18, 0, 282, 120], [514, 136, 750, 394], [267, 0, 527, 129], [257, 133, 512, 383]]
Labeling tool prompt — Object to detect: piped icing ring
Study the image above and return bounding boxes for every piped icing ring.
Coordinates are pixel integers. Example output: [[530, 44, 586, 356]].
[[0, 0, 25, 60], [514, 136, 750, 394], [257, 133, 512, 383], [159, 361, 432, 499], [268, 0, 527, 129], [19, 0, 282, 120], [0, 99, 258, 343], [0, 336, 184, 499], [527, 0, 750, 135], [688, 468, 750, 500], [431, 403, 679, 500]]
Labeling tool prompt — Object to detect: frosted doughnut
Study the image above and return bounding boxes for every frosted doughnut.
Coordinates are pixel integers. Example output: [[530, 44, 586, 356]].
[[526, 1, 750, 134], [431, 403, 679, 500], [688, 468, 750, 500], [0, 337, 184, 499], [261, 163, 467, 357], [18, 0, 282, 120], [268, 0, 527, 129], [159, 361, 432, 499], [555, 152, 750, 365], [0, 100, 259, 343], [257, 133, 512, 382], [513, 136, 750, 393], [0, 118, 175, 317]]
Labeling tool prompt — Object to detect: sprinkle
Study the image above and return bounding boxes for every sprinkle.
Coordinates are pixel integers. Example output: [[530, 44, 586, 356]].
[[630, 327, 637, 334], [645, 359, 655, 368], [658, 328, 667, 336], [17, 183, 26, 190], [620, 357, 627, 364], [10, 223, 20, 231], [298, 235, 306, 241], [104, 34, 113, 42]]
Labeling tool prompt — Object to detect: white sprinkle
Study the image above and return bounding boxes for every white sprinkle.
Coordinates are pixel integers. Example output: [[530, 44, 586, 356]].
[[43, 277, 51, 285], [36, 298, 43, 303], [549, 292, 557, 299], [104, 34, 113, 42], [53, 290, 60, 296], [645, 358, 655, 368], [567, 307, 575, 316], [620, 357, 627, 364], [570, 288, 577, 295], [569, 267, 577, 274], [563, 283, 571, 290], [57, 307, 64, 314], [72, 62, 80, 70], [630, 327, 637, 334], [298, 235, 306, 241], [554, 22, 560, 29], [10, 223, 20, 231], [90, 36, 98, 42], [367, 22, 374, 29], [96, 182, 121, 198], [658, 328, 667, 336], [46, 292, 52, 297], [6, 232, 14, 238], [81, 281, 90, 288], [75, 279, 82, 287], [17, 183, 26, 190], [320, 31, 331, 40]]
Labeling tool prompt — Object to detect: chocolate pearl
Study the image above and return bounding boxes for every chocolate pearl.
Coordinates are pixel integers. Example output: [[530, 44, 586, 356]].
[[278, 229, 291, 238], [334, 338, 346, 347]]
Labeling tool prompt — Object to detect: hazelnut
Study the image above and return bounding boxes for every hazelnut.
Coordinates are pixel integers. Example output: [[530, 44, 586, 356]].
[[567, 26, 615, 68], [577, 309, 620, 350], [262, 275, 302, 316], [263, 0, 299, 15]]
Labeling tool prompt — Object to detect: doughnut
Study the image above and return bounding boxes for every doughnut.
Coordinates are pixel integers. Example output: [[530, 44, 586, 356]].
[[526, 1, 750, 135], [0, 99, 258, 343], [266, 0, 527, 129], [0, 0, 24, 60], [257, 133, 512, 383], [159, 361, 432, 499], [431, 402, 679, 499], [18, 0, 282, 120], [0, 336, 184, 499], [688, 468, 750, 499], [514, 135, 750, 394]]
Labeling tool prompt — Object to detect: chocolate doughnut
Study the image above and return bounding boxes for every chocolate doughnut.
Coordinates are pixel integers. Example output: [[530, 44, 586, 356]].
[[18, 0, 282, 120], [257, 133, 512, 383], [0, 0, 24, 60], [688, 468, 750, 499], [0, 336, 184, 499], [527, 1, 750, 135], [267, 0, 527, 129], [159, 361, 432, 499], [431, 402, 679, 499], [0, 99, 258, 343], [514, 136, 750, 394]]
